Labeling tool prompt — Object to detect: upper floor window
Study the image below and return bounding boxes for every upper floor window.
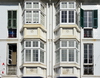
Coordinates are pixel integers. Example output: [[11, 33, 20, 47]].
[[84, 29, 93, 38], [25, 2, 39, 9], [8, 11, 17, 29], [61, 10, 75, 23], [84, 44, 93, 75], [61, 2, 75, 9], [25, 11, 39, 24], [8, 11, 17, 38], [25, 40, 44, 49], [80, 9, 98, 28]]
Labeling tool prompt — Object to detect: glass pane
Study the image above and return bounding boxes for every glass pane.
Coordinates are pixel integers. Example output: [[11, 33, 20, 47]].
[[26, 41, 31, 47], [40, 50, 44, 63], [26, 50, 31, 62], [33, 50, 38, 61], [62, 49, 67, 61], [26, 2, 32, 8], [61, 2, 67, 8], [69, 2, 74, 8], [69, 40, 74, 47], [69, 11, 74, 23], [33, 11, 39, 23], [33, 41, 38, 47], [61, 11, 67, 23], [26, 11, 32, 23], [62, 41, 67, 47], [33, 2, 39, 8], [13, 11, 17, 19], [69, 49, 74, 61], [8, 11, 11, 18]]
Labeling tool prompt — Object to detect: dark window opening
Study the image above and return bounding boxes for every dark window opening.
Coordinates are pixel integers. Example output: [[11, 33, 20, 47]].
[[7, 44, 17, 75], [84, 29, 92, 38], [84, 65, 93, 75], [8, 29, 17, 38]]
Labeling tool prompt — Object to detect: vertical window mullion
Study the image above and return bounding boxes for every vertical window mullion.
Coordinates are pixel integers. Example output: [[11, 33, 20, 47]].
[[60, 49, 61, 62], [38, 49, 40, 62], [87, 44, 89, 63], [32, 11, 33, 24], [67, 11, 68, 23], [67, 49, 69, 62], [39, 11, 40, 24], [31, 49, 32, 62]]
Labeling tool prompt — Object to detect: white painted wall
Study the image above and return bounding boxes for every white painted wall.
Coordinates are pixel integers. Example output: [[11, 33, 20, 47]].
[[81, 5, 100, 78]]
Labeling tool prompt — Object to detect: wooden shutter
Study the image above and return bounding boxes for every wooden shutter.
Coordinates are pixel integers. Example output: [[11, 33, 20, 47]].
[[80, 8, 84, 28], [93, 10, 98, 28]]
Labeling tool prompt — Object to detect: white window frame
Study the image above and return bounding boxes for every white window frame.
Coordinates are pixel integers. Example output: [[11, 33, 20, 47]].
[[25, 1, 40, 9], [25, 11, 40, 24], [60, 10, 76, 24], [60, 1, 76, 9], [84, 10, 93, 28]]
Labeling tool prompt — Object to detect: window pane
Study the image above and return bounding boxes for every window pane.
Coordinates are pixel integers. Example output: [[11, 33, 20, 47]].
[[84, 65, 93, 75], [69, 2, 74, 8], [40, 50, 44, 63], [8, 29, 16, 38], [33, 11, 39, 23], [40, 42, 44, 49], [55, 41, 60, 49], [25, 50, 31, 62], [33, 50, 38, 61], [26, 2, 32, 8], [8, 11, 11, 19], [41, 12, 45, 25], [26, 11, 32, 23], [26, 41, 31, 47], [13, 11, 17, 19], [61, 11, 67, 23], [56, 50, 60, 63], [69, 40, 74, 47], [62, 41, 67, 47], [33, 2, 39, 8], [84, 29, 92, 38], [84, 11, 93, 27], [61, 49, 67, 61], [84, 44, 93, 63], [89, 44, 93, 63], [69, 49, 74, 61], [76, 50, 78, 63], [69, 11, 74, 23], [33, 41, 38, 47], [61, 2, 67, 8]]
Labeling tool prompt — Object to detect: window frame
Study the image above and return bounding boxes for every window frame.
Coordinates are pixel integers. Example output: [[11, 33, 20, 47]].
[[84, 29, 93, 38], [25, 1, 40, 9], [25, 10, 40, 24], [83, 43, 94, 75], [8, 10, 17, 29], [60, 10, 76, 24]]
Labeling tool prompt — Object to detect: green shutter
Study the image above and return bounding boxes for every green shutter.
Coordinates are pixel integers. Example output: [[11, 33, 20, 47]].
[[93, 10, 98, 28], [80, 8, 84, 28]]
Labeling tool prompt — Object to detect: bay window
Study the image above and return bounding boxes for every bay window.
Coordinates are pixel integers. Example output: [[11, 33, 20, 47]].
[[22, 40, 45, 63], [25, 11, 39, 24], [56, 1, 76, 26], [24, 1, 45, 25], [55, 40, 79, 63]]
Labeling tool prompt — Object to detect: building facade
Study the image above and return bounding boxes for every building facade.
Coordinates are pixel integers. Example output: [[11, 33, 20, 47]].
[[0, 0, 100, 78]]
